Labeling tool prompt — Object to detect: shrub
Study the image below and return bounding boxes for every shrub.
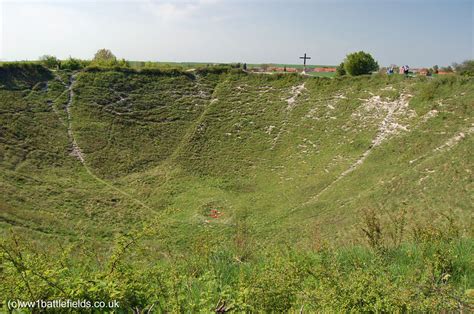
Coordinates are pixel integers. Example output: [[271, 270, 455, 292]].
[[453, 60, 474, 76], [61, 57, 85, 71], [361, 208, 384, 251], [1, 225, 471, 312], [440, 65, 453, 73], [117, 58, 130, 68], [344, 51, 379, 76], [39, 55, 60, 69], [195, 65, 230, 75], [92, 49, 118, 67], [247, 254, 300, 312], [336, 62, 346, 76]]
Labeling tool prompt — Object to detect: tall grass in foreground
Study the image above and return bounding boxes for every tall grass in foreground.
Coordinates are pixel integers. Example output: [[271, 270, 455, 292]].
[[1, 212, 472, 312]]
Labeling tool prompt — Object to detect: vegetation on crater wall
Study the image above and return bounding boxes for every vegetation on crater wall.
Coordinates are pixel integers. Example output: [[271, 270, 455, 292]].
[[0, 63, 472, 311]]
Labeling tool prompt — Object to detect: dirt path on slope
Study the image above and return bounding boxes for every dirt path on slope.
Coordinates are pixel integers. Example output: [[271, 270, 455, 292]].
[[166, 76, 221, 163], [301, 124, 474, 222], [137, 74, 223, 189], [60, 73, 152, 211], [300, 93, 413, 206], [65, 75, 85, 163], [409, 125, 474, 165], [251, 89, 470, 230]]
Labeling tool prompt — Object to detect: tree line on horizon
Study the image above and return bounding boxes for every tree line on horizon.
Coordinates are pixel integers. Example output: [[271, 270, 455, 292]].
[[4, 48, 473, 77]]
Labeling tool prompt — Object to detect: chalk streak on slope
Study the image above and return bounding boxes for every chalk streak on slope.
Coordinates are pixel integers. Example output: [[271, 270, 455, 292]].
[[301, 93, 414, 207], [271, 83, 307, 150], [63, 74, 152, 211]]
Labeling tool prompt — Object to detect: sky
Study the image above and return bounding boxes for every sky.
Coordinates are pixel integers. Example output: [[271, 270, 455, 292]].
[[0, 0, 472, 67]]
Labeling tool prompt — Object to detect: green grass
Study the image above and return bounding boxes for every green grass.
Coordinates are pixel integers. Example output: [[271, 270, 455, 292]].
[[306, 71, 336, 78], [123, 61, 337, 69], [247, 63, 337, 69], [1, 64, 472, 245], [1, 218, 472, 312], [0, 63, 472, 311]]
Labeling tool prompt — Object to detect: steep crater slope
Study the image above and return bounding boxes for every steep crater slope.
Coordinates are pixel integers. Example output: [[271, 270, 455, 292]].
[[0, 66, 472, 247]]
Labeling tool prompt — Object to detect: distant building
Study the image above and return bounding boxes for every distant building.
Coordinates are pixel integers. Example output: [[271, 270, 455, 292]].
[[249, 66, 335, 74], [313, 67, 336, 73], [417, 68, 429, 76]]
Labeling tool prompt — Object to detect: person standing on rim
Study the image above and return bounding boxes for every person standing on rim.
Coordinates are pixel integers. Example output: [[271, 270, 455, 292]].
[[403, 65, 410, 76]]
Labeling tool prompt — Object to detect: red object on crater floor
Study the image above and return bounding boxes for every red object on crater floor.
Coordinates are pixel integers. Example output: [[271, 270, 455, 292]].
[[209, 209, 222, 218]]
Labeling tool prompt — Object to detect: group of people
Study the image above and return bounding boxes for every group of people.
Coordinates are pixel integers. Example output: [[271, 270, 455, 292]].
[[387, 65, 410, 75]]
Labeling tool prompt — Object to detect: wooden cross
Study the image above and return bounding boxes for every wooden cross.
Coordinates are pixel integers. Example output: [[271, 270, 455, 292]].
[[299, 53, 311, 73]]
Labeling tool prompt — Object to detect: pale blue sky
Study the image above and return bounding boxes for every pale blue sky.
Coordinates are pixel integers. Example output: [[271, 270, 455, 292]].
[[1, 0, 472, 66]]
